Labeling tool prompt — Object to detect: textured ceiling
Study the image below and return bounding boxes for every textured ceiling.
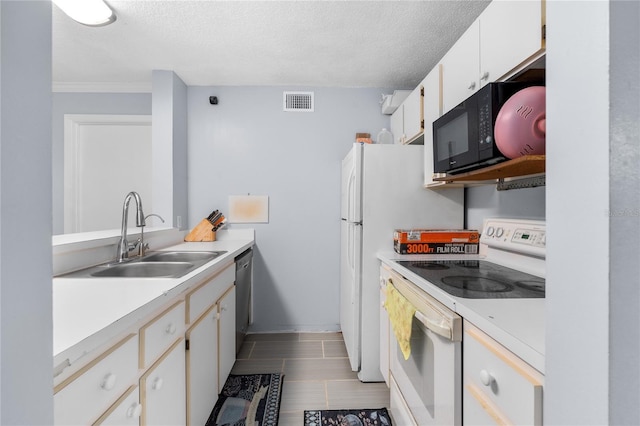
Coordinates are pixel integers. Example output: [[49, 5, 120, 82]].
[[52, 0, 491, 90]]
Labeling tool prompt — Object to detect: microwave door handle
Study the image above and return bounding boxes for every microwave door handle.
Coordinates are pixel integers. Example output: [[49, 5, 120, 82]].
[[415, 310, 452, 341]]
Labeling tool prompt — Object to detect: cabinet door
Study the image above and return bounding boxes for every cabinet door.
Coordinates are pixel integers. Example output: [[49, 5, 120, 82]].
[[479, 0, 543, 86], [463, 322, 543, 426], [218, 286, 237, 392], [140, 339, 186, 426], [441, 20, 480, 113], [422, 67, 440, 186], [390, 107, 404, 144], [402, 85, 424, 143], [186, 304, 219, 426], [94, 385, 142, 426], [54, 334, 138, 426]]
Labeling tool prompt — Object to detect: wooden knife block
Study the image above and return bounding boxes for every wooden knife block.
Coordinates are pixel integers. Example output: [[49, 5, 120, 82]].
[[184, 219, 216, 242]]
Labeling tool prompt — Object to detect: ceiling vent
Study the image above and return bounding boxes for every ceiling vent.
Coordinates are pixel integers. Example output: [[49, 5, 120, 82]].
[[283, 91, 314, 112]]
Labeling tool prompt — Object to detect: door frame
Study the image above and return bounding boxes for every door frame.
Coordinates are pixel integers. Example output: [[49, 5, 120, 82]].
[[63, 114, 152, 234]]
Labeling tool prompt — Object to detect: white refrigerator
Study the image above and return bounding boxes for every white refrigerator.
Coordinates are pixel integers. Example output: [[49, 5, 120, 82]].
[[340, 143, 464, 382]]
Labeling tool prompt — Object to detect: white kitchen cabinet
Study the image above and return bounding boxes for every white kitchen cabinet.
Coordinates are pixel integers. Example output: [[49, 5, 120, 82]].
[[390, 107, 404, 145], [93, 385, 141, 426], [54, 334, 138, 426], [139, 300, 185, 369], [217, 286, 237, 392], [463, 321, 543, 425], [186, 303, 219, 426], [479, 0, 544, 89], [390, 85, 424, 145], [402, 85, 424, 144], [441, 0, 544, 114], [140, 338, 187, 426], [186, 262, 235, 323], [420, 65, 457, 188], [441, 20, 481, 114]]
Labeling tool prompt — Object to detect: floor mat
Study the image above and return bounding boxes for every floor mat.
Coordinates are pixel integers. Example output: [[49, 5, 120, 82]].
[[206, 373, 283, 426], [304, 408, 393, 425]]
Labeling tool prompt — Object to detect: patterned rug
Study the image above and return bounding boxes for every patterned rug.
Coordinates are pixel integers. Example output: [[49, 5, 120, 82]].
[[206, 373, 283, 426], [304, 408, 393, 426]]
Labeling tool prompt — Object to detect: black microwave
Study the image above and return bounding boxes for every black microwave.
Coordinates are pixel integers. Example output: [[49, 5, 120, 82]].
[[432, 82, 534, 175]]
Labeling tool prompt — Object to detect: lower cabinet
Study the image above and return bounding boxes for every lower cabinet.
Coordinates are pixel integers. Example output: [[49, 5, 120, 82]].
[[94, 385, 142, 426], [463, 321, 544, 425], [53, 261, 238, 426], [53, 334, 138, 426], [140, 338, 187, 426], [186, 304, 219, 426], [217, 286, 236, 391]]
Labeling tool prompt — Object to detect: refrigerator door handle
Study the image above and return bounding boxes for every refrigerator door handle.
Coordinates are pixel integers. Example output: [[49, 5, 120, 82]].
[[347, 169, 356, 222]]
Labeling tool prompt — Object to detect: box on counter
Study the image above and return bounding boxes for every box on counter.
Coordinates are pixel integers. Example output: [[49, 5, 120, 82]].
[[393, 229, 479, 255]]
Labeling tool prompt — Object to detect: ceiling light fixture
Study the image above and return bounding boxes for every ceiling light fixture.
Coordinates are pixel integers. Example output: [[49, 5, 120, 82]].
[[53, 0, 116, 27]]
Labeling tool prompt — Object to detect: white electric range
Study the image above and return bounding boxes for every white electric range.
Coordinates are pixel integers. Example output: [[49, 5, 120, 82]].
[[378, 218, 545, 373]]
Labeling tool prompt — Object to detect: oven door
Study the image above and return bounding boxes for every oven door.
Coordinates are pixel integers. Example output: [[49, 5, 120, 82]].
[[389, 308, 462, 426]]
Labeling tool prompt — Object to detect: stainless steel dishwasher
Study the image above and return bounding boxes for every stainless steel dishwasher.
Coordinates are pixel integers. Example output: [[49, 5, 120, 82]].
[[235, 248, 253, 354]]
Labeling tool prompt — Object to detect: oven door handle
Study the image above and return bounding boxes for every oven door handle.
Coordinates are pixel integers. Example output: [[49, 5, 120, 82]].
[[415, 310, 453, 341]]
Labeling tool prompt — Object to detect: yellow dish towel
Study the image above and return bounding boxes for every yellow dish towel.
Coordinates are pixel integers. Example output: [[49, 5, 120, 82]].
[[384, 281, 416, 360]]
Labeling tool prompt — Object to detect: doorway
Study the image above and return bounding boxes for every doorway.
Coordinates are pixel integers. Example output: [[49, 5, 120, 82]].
[[63, 114, 152, 233]]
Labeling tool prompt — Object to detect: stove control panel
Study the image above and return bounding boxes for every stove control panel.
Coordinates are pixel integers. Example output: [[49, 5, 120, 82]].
[[481, 219, 546, 258]]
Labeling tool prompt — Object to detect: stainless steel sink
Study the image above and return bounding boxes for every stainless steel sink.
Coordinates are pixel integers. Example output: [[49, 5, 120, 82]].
[[90, 262, 195, 278], [58, 250, 228, 279], [141, 250, 226, 263]]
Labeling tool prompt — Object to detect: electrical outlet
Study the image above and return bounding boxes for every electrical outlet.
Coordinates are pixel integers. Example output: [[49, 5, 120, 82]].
[[177, 216, 182, 228]]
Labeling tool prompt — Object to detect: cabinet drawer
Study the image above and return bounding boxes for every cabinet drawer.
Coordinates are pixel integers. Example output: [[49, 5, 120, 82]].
[[186, 262, 235, 324], [140, 301, 185, 368], [463, 323, 543, 425], [93, 385, 141, 426], [54, 334, 138, 426]]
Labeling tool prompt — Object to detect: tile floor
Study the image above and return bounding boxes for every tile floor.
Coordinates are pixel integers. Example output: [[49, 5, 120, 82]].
[[231, 332, 390, 425]]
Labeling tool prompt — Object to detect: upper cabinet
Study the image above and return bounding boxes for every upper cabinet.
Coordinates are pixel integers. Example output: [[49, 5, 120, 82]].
[[422, 66, 455, 188], [441, 0, 545, 114], [441, 20, 481, 114], [390, 85, 424, 145]]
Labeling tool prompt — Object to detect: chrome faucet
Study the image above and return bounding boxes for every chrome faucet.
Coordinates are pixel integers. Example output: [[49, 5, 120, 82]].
[[139, 213, 165, 257], [116, 191, 146, 262]]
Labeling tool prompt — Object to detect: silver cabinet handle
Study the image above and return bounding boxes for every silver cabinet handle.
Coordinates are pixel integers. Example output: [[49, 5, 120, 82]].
[[468, 81, 476, 90], [481, 71, 490, 81]]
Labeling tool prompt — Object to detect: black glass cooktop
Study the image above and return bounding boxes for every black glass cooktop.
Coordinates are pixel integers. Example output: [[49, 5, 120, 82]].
[[397, 259, 545, 299]]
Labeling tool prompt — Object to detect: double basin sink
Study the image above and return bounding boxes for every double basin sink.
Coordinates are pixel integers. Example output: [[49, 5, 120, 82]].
[[62, 251, 227, 279]]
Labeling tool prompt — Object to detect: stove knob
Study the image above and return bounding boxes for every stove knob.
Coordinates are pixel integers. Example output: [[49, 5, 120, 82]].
[[495, 227, 504, 238], [485, 226, 495, 237]]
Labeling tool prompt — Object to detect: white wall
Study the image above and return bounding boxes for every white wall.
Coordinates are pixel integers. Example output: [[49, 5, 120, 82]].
[[0, 1, 53, 423], [609, 1, 640, 423], [152, 71, 188, 230], [546, 1, 611, 424], [187, 86, 390, 332], [465, 185, 545, 231]]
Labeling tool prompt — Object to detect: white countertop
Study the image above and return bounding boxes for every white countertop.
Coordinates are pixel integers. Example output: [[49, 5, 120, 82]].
[[53, 230, 254, 361], [378, 251, 545, 374]]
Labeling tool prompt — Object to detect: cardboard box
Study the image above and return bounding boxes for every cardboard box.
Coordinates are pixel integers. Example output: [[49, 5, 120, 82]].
[[355, 133, 372, 144], [393, 229, 479, 255]]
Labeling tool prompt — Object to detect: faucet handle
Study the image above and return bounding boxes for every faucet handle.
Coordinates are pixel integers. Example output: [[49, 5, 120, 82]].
[[128, 238, 142, 252]]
